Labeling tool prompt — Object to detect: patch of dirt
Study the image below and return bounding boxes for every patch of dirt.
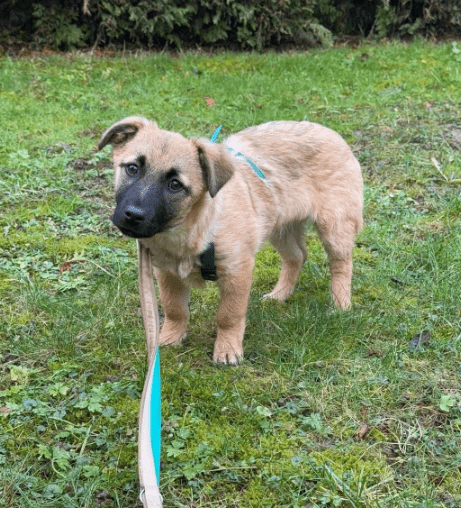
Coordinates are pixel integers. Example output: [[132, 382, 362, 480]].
[[443, 125, 461, 150], [69, 158, 94, 171], [77, 129, 98, 138], [69, 158, 111, 174]]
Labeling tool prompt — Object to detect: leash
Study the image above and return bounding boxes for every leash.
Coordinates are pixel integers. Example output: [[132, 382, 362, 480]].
[[137, 240, 163, 508]]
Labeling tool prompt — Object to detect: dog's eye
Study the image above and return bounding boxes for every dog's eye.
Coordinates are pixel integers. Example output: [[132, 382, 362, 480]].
[[168, 179, 183, 192], [126, 164, 139, 176]]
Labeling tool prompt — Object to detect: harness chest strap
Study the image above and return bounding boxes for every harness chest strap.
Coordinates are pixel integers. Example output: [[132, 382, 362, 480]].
[[200, 242, 218, 281]]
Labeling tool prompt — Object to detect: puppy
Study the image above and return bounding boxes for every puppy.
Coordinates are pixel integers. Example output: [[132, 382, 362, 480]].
[[99, 118, 363, 364]]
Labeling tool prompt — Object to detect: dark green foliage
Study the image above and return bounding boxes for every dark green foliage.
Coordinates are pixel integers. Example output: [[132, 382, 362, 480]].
[[375, 0, 461, 38], [1, 0, 460, 51]]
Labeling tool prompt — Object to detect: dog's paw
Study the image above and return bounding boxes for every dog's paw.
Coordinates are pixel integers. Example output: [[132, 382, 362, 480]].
[[159, 332, 187, 346], [212, 342, 243, 365], [262, 289, 291, 302], [159, 319, 187, 346]]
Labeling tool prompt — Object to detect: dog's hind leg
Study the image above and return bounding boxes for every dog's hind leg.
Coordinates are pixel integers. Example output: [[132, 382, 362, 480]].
[[314, 218, 357, 309], [264, 221, 307, 301], [155, 270, 190, 345]]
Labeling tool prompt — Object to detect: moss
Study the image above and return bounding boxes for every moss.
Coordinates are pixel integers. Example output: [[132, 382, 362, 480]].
[[241, 477, 278, 506], [36, 195, 82, 217], [0, 271, 12, 291], [309, 445, 393, 494], [0, 230, 44, 249], [10, 313, 35, 326], [50, 235, 100, 257], [441, 471, 461, 495]]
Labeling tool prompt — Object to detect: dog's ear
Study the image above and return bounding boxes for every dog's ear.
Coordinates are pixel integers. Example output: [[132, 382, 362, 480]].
[[98, 116, 152, 150], [194, 139, 234, 198]]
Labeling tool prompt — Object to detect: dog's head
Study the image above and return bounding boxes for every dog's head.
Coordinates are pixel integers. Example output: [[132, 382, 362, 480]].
[[98, 117, 234, 238]]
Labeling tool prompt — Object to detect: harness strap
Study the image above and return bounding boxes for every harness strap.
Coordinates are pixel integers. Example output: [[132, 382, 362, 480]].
[[226, 146, 268, 183], [200, 242, 218, 281]]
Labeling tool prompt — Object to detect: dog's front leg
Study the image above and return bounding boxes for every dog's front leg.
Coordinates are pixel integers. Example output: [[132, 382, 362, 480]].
[[214, 260, 254, 364], [155, 270, 190, 346]]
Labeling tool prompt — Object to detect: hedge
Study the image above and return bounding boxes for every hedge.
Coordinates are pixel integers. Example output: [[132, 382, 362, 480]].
[[1, 0, 460, 51]]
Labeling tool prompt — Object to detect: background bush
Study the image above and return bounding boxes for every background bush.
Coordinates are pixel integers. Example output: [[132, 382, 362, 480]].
[[0, 0, 460, 51]]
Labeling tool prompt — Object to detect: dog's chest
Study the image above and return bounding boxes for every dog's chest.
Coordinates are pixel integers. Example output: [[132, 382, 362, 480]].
[[138, 237, 204, 286]]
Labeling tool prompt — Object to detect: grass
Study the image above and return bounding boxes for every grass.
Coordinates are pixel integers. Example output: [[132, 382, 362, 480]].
[[1, 40, 461, 507]]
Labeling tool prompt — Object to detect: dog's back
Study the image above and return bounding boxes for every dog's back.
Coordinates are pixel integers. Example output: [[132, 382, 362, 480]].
[[224, 121, 363, 233]]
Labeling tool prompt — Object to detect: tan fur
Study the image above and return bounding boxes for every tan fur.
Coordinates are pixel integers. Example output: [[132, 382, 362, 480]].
[[99, 118, 363, 364]]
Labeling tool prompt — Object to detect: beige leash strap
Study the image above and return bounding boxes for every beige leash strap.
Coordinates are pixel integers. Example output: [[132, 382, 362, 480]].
[[137, 240, 163, 508]]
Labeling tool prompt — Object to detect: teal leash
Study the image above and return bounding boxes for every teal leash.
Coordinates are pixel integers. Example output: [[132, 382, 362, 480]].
[[138, 241, 163, 507], [210, 125, 222, 142], [210, 125, 268, 184]]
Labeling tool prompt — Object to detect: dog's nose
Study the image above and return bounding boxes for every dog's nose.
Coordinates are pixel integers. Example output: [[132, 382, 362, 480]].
[[124, 206, 145, 225]]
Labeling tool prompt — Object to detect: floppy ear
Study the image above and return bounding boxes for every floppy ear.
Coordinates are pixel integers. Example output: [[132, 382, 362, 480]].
[[98, 116, 152, 150], [193, 139, 234, 198]]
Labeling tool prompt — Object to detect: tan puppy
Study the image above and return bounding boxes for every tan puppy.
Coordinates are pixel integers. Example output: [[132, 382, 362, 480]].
[[99, 118, 363, 364]]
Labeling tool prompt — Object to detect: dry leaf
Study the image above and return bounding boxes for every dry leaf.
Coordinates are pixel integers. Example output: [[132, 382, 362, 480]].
[[204, 97, 215, 108], [357, 407, 369, 439], [60, 261, 73, 273], [357, 423, 369, 439], [0, 406, 12, 414]]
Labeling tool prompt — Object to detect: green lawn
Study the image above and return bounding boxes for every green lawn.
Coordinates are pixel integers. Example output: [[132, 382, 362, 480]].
[[1, 40, 460, 507]]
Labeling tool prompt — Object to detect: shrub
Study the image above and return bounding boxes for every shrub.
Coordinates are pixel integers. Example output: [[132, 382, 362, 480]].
[[375, 0, 461, 38], [86, 0, 330, 50], [0, 0, 460, 51]]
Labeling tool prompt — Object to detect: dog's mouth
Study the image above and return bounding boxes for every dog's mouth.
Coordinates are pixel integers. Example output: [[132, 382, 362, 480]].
[[115, 224, 157, 239], [116, 226, 144, 238]]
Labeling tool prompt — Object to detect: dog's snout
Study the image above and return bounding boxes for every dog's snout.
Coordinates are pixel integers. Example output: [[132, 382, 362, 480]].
[[124, 206, 145, 224]]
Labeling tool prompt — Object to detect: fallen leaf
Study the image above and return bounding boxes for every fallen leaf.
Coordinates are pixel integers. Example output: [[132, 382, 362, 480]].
[[0, 406, 12, 414], [60, 261, 72, 273], [357, 407, 369, 439], [204, 97, 215, 107], [357, 423, 369, 439]]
